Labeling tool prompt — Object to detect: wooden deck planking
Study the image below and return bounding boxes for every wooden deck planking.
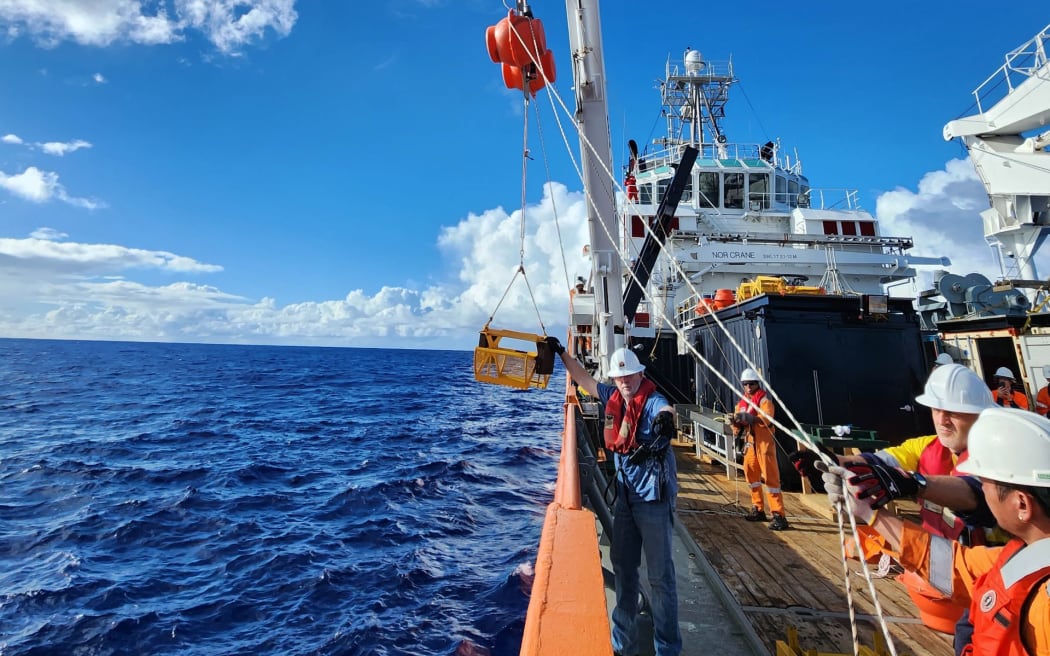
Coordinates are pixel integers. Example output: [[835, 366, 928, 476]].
[[672, 442, 956, 656]]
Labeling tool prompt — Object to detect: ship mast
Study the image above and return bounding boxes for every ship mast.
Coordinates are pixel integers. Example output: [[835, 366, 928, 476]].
[[943, 24, 1050, 288], [564, 0, 624, 373]]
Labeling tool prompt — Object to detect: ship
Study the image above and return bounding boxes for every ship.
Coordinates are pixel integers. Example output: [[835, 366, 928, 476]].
[[481, 4, 1050, 655]]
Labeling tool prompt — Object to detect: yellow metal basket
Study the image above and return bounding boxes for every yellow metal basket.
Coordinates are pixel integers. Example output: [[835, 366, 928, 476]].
[[473, 328, 555, 390]]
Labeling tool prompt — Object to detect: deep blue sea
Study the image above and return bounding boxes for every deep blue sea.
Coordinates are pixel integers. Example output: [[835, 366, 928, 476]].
[[0, 339, 562, 656]]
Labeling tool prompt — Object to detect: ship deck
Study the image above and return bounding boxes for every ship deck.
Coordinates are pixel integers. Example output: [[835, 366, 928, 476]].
[[671, 439, 955, 656]]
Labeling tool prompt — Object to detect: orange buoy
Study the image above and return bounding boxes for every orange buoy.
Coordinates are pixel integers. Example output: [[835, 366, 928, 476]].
[[492, 10, 547, 69], [713, 289, 736, 309], [485, 10, 556, 97]]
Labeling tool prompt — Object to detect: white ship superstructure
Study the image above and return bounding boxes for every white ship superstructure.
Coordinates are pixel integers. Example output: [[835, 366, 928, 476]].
[[620, 50, 949, 338]]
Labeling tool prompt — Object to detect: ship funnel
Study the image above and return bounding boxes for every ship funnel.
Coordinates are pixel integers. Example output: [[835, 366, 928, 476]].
[[684, 48, 704, 74]]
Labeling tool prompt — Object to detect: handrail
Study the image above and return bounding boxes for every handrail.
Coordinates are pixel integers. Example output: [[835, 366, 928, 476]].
[[972, 23, 1050, 113], [519, 352, 611, 656]]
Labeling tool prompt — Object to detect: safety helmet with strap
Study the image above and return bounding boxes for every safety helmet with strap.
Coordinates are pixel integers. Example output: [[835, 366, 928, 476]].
[[956, 407, 1050, 487], [740, 368, 760, 384]]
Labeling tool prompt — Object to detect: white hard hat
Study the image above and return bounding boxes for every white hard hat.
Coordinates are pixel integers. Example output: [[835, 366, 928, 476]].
[[915, 363, 995, 414], [956, 407, 1050, 487], [934, 353, 953, 366], [994, 366, 1016, 381], [607, 347, 645, 377], [740, 368, 760, 383]]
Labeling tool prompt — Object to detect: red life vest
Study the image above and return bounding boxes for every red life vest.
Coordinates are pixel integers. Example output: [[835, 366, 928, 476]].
[[603, 378, 656, 453], [917, 440, 968, 541], [735, 389, 767, 417], [963, 538, 1050, 656]]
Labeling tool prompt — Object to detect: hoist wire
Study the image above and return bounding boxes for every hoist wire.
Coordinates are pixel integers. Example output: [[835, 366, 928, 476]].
[[508, 18, 898, 654]]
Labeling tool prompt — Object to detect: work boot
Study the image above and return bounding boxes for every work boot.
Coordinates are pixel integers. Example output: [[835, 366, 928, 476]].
[[743, 507, 767, 522], [769, 513, 790, 531]]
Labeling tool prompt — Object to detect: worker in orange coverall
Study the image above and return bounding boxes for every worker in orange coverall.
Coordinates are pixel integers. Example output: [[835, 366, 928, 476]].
[[732, 368, 788, 530]]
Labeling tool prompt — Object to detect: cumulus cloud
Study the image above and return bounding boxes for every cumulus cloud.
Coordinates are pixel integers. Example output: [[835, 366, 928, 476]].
[[2, 133, 23, 144], [93, 72, 106, 84], [0, 0, 298, 54], [0, 184, 591, 347], [39, 139, 92, 156], [0, 166, 102, 209]]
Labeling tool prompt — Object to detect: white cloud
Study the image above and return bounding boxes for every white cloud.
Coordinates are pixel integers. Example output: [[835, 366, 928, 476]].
[[30, 226, 68, 240], [0, 184, 591, 347], [0, 166, 103, 208], [2, 133, 23, 144], [0, 0, 298, 54], [39, 139, 92, 156], [874, 158, 1050, 289], [93, 72, 106, 83]]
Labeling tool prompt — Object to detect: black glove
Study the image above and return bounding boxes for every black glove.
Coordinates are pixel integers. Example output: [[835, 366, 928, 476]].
[[627, 440, 668, 466], [788, 447, 835, 493], [732, 412, 755, 426], [845, 452, 919, 509], [788, 443, 837, 477], [545, 336, 565, 355], [653, 410, 675, 439], [627, 443, 651, 466]]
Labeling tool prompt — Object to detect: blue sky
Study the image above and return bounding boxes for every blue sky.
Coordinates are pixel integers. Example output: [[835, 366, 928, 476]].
[[1, 1, 1048, 349]]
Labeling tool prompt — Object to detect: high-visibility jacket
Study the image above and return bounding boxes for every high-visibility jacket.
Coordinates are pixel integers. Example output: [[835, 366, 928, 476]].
[[1036, 386, 1050, 417], [991, 388, 1029, 410], [898, 523, 1050, 656], [963, 538, 1050, 656]]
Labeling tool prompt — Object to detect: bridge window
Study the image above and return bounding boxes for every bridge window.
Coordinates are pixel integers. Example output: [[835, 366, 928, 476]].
[[724, 173, 744, 209], [697, 172, 718, 208], [775, 175, 788, 205], [788, 179, 799, 208], [859, 221, 876, 236], [748, 173, 769, 209], [657, 178, 671, 204], [639, 183, 653, 204]]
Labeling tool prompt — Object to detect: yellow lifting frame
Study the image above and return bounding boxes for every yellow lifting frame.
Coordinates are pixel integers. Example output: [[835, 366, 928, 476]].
[[474, 326, 555, 390]]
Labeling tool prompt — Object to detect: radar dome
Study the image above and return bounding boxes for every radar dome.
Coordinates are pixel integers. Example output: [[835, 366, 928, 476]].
[[684, 49, 704, 74]]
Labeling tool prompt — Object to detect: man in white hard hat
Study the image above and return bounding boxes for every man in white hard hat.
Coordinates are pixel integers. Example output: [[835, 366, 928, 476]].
[[545, 337, 682, 656], [991, 366, 1029, 410], [732, 368, 788, 530], [813, 364, 999, 643], [792, 364, 996, 542], [821, 407, 1050, 655]]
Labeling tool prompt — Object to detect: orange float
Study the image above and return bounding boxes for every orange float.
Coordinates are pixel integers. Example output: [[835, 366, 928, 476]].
[[712, 289, 736, 309], [486, 10, 547, 68], [485, 10, 556, 96]]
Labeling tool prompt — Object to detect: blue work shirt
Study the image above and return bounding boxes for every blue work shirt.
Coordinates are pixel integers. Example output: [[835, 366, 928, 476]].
[[597, 382, 678, 502]]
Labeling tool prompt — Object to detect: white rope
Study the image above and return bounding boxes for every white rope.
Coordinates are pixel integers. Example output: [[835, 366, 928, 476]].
[[506, 16, 899, 653]]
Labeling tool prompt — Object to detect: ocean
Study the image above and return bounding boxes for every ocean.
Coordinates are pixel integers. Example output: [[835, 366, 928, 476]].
[[0, 339, 562, 656]]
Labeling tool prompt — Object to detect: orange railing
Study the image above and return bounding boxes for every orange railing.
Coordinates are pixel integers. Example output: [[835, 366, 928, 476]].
[[519, 368, 612, 655]]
